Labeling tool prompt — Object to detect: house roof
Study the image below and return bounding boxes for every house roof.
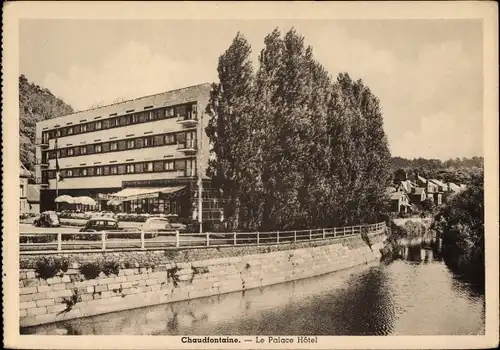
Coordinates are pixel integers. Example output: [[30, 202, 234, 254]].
[[430, 179, 446, 187], [399, 180, 416, 193], [20, 167, 31, 178], [27, 184, 40, 203], [417, 175, 427, 183], [390, 192, 408, 200], [448, 182, 462, 192]]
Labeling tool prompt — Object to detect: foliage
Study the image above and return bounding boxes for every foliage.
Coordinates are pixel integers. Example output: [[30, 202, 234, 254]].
[[19, 75, 74, 172], [434, 172, 484, 286], [206, 28, 392, 231], [34, 257, 69, 280], [101, 261, 120, 276], [20, 234, 55, 244], [79, 262, 103, 280]]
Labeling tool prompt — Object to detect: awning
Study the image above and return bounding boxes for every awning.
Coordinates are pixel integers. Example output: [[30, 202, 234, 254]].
[[101, 186, 186, 202]]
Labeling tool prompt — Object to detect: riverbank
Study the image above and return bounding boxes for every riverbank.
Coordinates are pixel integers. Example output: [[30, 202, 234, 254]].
[[19, 231, 385, 327], [22, 245, 485, 336]]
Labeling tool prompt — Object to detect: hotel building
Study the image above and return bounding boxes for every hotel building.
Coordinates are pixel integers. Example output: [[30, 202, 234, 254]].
[[35, 83, 222, 222]]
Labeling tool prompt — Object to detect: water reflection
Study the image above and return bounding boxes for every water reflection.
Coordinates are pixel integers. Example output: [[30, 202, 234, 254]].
[[22, 248, 484, 336]]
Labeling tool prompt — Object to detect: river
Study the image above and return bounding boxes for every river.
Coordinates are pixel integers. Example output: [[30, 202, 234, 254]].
[[21, 246, 484, 336]]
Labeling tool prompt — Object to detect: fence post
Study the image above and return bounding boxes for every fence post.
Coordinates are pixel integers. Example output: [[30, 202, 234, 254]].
[[101, 232, 106, 250], [323, 229, 326, 239], [309, 230, 312, 240], [175, 230, 180, 248], [294, 231, 297, 242], [333, 227, 337, 237], [206, 232, 210, 247], [257, 231, 260, 245], [57, 233, 62, 251], [233, 232, 237, 245], [276, 231, 280, 243], [140, 231, 145, 250]]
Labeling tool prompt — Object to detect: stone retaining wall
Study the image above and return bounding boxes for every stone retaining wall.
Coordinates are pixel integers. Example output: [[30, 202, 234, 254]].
[[20, 232, 385, 327]]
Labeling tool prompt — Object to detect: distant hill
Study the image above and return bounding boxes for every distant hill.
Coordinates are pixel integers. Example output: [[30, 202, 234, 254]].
[[19, 74, 74, 171]]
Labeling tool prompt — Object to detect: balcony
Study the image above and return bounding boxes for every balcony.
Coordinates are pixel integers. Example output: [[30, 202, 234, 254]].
[[36, 177, 49, 187], [36, 158, 49, 167], [177, 140, 197, 154], [35, 138, 49, 148], [177, 169, 196, 178], [176, 113, 198, 127]]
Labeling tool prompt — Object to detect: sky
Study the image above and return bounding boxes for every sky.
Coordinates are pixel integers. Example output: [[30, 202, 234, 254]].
[[19, 19, 483, 160]]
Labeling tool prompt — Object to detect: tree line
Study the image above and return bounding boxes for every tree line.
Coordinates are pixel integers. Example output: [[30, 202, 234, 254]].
[[19, 75, 74, 172], [205, 28, 392, 232], [391, 156, 483, 171]]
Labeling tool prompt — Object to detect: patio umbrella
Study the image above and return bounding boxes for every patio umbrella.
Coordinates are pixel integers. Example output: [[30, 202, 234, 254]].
[[55, 195, 74, 203], [75, 196, 97, 206]]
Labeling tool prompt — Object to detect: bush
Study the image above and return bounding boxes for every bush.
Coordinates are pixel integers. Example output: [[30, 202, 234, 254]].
[[20, 234, 55, 244], [34, 257, 69, 280], [79, 262, 102, 280], [101, 261, 120, 276], [435, 172, 484, 286]]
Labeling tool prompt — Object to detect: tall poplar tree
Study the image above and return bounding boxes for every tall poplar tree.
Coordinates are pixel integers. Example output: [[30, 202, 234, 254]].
[[205, 33, 254, 230]]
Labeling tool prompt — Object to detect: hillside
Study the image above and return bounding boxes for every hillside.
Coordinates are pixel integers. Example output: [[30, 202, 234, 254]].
[[19, 75, 74, 172]]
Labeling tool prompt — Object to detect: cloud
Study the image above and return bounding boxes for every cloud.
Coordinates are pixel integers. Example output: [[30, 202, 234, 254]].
[[43, 41, 215, 111]]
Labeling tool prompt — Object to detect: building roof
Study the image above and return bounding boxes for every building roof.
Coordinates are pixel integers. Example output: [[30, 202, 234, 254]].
[[430, 179, 446, 187], [417, 175, 427, 183], [399, 180, 416, 193], [37, 83, 212, 130], [27, 184, 40, 203], [390, 192, 408, 201], [386, 186, 396, 194], [20, 167, 31, 178]]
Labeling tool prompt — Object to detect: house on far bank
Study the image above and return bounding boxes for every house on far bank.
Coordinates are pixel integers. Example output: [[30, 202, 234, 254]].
[[396, 180, 417, 193], [429, 179, 448, 193], [390, 191, 411, 213], [409, 187, 427, 203]]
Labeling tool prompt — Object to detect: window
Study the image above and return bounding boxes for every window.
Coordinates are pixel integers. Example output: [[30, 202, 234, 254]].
[[67, 169, 73, 177], [153, 135, 164, 146], [81, 124, 87, 133], [103, 166, 110, 175], [60, 149, 67, 157], [56, 129, 61, 138], [110, 166, 118, 175], [164, 161, 174, 171], [57, 150, 61, 158], [110, 142, 118, 151], [147, 111, 154, 121], [95, 144, 102, 153], [96, 167, 103, 176], [109, 118, 117, 128], [81, 168, 88, 176], [144, 137, 153, 147], [67, 148, 74, 156], [165, 107, 174, 117], [95, 121, 102, 130], [131, 114, 139, 123], [126, 164, 135, 173], [145, 162, 154, 172], [165, 134, 175, 144], [126, 140, 135, 149]]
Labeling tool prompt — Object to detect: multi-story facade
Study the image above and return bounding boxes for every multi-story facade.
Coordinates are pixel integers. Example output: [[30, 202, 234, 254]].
[[35, 83, 222, 222]]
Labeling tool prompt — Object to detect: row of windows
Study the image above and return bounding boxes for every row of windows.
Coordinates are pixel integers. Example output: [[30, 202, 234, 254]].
[[41, 102, 198, 141], [43, 131, 197, 160], [43, 158, 197, 179]]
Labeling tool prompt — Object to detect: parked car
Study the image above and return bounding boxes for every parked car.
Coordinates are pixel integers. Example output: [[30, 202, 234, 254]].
[[164, 214, 188, 231], [141, 217, 178, 238], [33, 211, 61, 227], [79, 217, 123, 232]]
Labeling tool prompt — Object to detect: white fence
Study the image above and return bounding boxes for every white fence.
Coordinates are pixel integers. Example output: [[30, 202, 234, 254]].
[[19, 222, 386, 254]]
